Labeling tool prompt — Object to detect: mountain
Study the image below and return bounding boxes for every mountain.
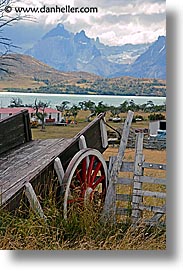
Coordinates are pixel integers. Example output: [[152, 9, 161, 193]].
[[25, 24, 166, 79], [92, 37, 150, 65], [24, 24, 132, 77], [127, 36, 166, 79]]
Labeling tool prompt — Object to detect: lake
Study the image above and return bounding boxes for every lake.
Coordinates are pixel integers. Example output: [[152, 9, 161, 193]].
[[0, 92, 166, 108]]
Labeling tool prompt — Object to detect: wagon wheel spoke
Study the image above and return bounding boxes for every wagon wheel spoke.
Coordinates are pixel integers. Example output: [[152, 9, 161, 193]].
[[92, 175, 105, 190], [89, 161, 102, 187], [62, 148, 108, 220]]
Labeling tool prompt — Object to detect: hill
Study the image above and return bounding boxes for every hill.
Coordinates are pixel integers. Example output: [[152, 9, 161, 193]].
[[0, 54, 100, 89], [0, 53, 166, 97]]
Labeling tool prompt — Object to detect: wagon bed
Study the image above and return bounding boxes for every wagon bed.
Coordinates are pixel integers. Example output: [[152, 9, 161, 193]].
[[0, 110, 108, 210]]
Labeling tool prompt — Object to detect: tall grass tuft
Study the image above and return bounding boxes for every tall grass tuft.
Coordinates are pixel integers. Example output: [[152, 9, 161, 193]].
[[0, 191, 166, 250]]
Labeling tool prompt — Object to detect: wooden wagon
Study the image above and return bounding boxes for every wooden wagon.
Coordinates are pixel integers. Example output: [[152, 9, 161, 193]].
[[0, 110, 166, 224], [0, 110, 110, 219]]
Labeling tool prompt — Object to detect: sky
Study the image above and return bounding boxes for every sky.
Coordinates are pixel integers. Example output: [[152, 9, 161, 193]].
[[2, 0, 166, 50]]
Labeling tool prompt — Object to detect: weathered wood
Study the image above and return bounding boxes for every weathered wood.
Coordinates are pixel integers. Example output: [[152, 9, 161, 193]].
[[133, 189, 166, 199], [145, 212, 165, 225], [59, 113, 106, 170], [79, 135, 87, 149], [0, 138, 71, 206], [138, 204, 166, 213], [0, 113, 107, 209], [78, 135, 90, 168], [139, 175, 166, 185], [121, 161, 134, 172], [24, 182, 46, 221], [100, 118, 108, 149], [54, 157, 65, 195], [23, 110, 32, 142], [117, 177, 134, 185], [142, 162, 166, 170], [108, 157, 134, 172], [103, 110, 134, 220], [131, 133, 144, 223], [0, 110, 32, 155]]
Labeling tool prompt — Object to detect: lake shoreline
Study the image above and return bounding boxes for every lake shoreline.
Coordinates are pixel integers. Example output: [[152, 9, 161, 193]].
[[0, 90, 166, 98], [0, 92, 166, 108]]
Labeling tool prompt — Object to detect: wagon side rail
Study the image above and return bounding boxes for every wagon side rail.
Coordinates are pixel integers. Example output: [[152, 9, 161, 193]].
[[0, 110, 32, 155]]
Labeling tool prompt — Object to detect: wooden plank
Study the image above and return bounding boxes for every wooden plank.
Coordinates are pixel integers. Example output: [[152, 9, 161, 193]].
[[121, 161, 134, 172], [131, 133, 144, 223], [133, 189, 166, 199], [75, 113, 106, 153], [117, 177, 133, 185], [138, 204, 166, 213], [100, 118, 108, 149], [103, 110, 134, 220], [142, 162, 166, 170], [0, 133, 26, 155], [116, 193, 132, 202], [60, 113, 106, 170], [107, 157, 134, 172], [0, 138, 71, 206], [54, 157, 65, 195], [139, 175, 166, 185], [23, 111, 32, 142], [0, 111, 30, 155], [24, 182, 46, 221], [145, 213, 165, 225]]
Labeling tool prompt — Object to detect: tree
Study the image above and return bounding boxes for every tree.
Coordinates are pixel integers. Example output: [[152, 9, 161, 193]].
[[81, 100, 96, 122], [70, 104, 80, 122], [34, 99, 49, 130], [0, 0, 32, 73], [110, 106, 121, 117], [56, 101, 70, 119], [9, 97, 23, 107], [120, 100, 128, 113], [95, 101, 108, 115]]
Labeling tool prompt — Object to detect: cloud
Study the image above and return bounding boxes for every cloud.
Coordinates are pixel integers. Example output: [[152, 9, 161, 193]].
[[8, 0, 166, 46]]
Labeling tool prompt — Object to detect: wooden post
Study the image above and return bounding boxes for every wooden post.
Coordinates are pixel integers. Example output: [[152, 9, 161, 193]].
[[132, 133, 144, 224], [79, 135, 89, 168], [22, 110, 32, 142], [54, 157, 65, 195], [24, 182, 46, 222], [100, 118, 108, 149], [79, 135, 87, 149], [103, 110, 134, 221]]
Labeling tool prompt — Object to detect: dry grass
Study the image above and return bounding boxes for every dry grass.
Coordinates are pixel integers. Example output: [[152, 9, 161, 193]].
[[32, 122, 89, 140], [0, 148, 166, 250], [0, 201, 166, 250]]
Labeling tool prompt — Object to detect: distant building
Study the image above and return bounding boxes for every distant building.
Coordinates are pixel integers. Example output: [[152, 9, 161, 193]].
[[149, 120, 166, 136], [0, 107, 62, 124]]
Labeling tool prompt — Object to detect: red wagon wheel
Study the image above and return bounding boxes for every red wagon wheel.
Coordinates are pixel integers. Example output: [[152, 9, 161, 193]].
[[62, 148, 108, 220]]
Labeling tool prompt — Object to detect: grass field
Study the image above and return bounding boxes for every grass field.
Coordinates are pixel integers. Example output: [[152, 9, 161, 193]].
[[31, 110, 155, 140], [0, 111, 166, 250]]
